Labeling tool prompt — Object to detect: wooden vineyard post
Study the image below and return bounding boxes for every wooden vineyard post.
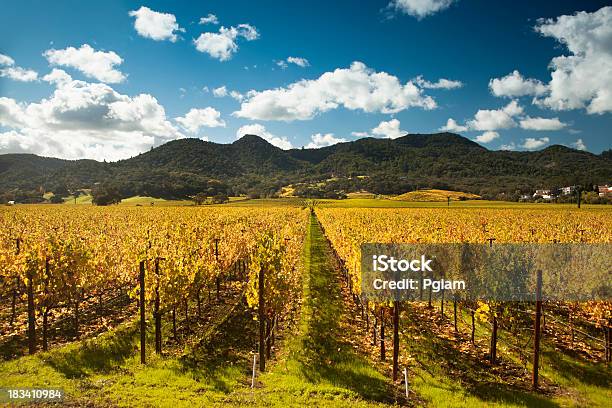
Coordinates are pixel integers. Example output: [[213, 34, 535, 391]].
[[604, 321, 612, 363], [576, 187, 581, 209], [533, 270, 542, 390], [490, 316, 498, 363], [403, 367, 409, 399], [380, 308, 386, 361], [27, 261, 36, 355], [258, 266, 266, 372], [393, 301, 400, 381], [11, 238, 22, 327], [139, 260, 146, 364], [42, 257, 50, 351], [453, 296, 458, 334], [488, 237, 497, 363], [214, 238, 220, 300], [471, 310, 475, 344], [154, 258, 162, 355]]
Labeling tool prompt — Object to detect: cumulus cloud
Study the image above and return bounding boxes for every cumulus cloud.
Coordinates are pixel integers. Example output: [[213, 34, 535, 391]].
[[439, 118, 467, 132], [175, 108, 225, 133], [519, 116, 567, 131], [44, 44, 125, 83], [235, 61, 436, 121], [351, 131, 370, 138], [371, 119, 407, 139], [499, 137, 551, 151], [235, 123, 292, 149], [533, 7, 612, 113], [489, 70, 547, 97], [194, 24, 259, 61], [129, 6, 184, 42], [306, 133, 347, 148], [199, 14, 219, 25], [0, 74, 183, 160], [415, 75, 462, 89], [390, 0, 456, 19], [276, 57, 310, 69], [474, 131, 500, 144], [212, 86, 228, 97], [0, 53, 15, 66], [0, 66, 38, 82], [466, 100, 523, 131], [0, 52, 38, 82], [522, 137, 550, 150], [571, 138, 587, 150]]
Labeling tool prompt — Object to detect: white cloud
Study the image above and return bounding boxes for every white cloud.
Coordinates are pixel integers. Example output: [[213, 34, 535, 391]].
[[128, 6, 184, 42], [212, 86, 228, 97], [415, 75, 462, 89], [519, 116, 567, 131], [306, 133, 347, 148], [351, 131, 370, 138], [467, 100, 522, 131], [44, 44, 125, 83], [0, 75, 183, 161], [391, 0, 456, 19], [489, 70, 547, 97], [534, 7, 612, 113], [194, 24, 259, 61], [175, 108, 225, 133], [0, 53, 15, 66], [499, 142, 516, 151], [522, 137, 550, 150], [0, 52, 38, 82], [235, 61, 436, 121], [439, 118, 467, 132], [199, 14, 219, 25], [230, 90, 245, 102], [287, 56, 310, 67], [235, 123, 292, 149], [0, 66, 38, 82], [474, 131, 500, 144], [42, 68, 73, 86], [276, 60, 288, 69], [571, 138, 587, 150], [371, 119, 407, 139]]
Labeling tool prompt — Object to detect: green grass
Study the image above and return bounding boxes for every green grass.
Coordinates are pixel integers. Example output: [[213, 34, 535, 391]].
[[236, 213, 397, 407], [399, 304, 611, 407], [0, 296, 257, 406]]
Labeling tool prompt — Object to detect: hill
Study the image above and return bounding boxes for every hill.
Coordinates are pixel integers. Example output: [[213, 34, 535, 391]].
[[392, 189, 481, 202], [0, 133, 610, 202]]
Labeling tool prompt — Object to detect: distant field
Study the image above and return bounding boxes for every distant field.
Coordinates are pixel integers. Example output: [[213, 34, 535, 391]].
[[15, 195, 611, 210], [60, 195, 247, 206], [391, 189, 481, 202]]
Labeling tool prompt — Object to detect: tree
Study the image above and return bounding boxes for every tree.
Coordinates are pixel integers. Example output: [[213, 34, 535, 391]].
[[92, 185, 122, 206], [212, 193, 229, 204], [193, 192, 208, 205]]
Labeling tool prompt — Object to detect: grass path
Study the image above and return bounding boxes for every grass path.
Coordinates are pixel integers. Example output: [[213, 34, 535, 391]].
[[228, 213, 398, 407]]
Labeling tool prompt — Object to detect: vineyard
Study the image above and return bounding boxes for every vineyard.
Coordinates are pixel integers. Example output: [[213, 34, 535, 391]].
[[0, 203, 610, 406]]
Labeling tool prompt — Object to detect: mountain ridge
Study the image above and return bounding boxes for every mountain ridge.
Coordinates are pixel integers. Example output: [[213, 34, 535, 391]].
[[0, 133, 610, 201]]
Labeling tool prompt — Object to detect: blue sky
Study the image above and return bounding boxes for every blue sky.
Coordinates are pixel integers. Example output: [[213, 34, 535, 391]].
[[0, 0, 611, 160]]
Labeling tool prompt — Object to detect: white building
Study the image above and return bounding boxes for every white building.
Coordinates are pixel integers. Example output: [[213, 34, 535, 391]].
[[561, 186, 576, 195]]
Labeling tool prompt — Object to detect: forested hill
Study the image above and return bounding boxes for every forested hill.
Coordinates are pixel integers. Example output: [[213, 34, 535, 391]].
[[0, 133, 610, 201]]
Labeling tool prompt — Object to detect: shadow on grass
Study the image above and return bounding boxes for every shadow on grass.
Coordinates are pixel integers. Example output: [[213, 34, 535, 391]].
[[294, 216, 393, 403], [45, 323, 137, 379], [542, 348, 610, 388], [405, 309, 561, 408], [177, 298, 257, 394]]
